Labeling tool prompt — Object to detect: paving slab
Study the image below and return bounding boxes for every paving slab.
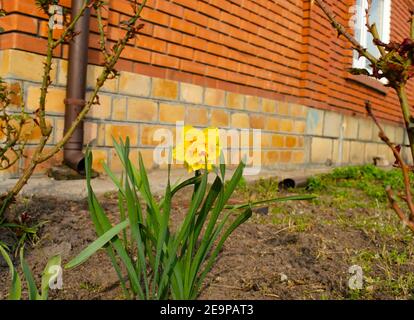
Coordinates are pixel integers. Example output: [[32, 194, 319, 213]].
[[0, 167, 334, 201]]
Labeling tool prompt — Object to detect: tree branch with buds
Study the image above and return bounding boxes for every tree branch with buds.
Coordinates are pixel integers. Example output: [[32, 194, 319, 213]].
[[313, 0, 414, 233], [0, 0, 148, 215], [366, 101, 414, 232]]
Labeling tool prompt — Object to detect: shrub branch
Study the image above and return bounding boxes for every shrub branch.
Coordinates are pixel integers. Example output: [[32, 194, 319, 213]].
[[314, 0, 414, 233], [0, 0, 147, 215]]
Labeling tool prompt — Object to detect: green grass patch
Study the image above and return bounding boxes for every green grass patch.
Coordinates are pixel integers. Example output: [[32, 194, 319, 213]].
[[307, 164, 411, 203]]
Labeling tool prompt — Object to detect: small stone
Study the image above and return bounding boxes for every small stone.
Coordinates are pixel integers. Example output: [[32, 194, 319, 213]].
[[280, 273, 288, 282]]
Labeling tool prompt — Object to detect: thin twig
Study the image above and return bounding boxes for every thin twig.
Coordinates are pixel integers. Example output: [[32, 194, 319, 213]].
[[0, 1, 148, 213], [366, 101, 414, 231], [313, 0, 378, 64], [365, 0, 386, 57]]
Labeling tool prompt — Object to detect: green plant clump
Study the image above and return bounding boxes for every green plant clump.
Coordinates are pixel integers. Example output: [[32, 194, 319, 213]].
[[66, 138, 314, 300], [307, 165, 409, 202]]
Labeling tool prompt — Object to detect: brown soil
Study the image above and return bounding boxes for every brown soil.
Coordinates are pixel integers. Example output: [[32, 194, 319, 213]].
[[1, 187, 413, 300]]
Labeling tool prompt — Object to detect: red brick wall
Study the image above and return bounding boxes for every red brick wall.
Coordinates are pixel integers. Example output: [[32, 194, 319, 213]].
[[1, 0, 413, 123]]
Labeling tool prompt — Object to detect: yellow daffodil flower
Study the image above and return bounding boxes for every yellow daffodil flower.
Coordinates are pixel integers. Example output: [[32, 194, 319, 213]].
[[173, 126, 220, 172]]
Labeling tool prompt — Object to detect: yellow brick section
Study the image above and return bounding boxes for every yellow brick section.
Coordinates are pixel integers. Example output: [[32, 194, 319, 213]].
[[277, 101, 289, 115], [112, 97, 127, 121], [57, 60, 68, 86], [285, 136, 297, 148], [186, 107, 208, 126], [97, 123, 106, 146], [20, 118, 53, 142], [23, 147, 63, 174], [0, 50, 57, 82], [210, 109, 229, 127], [141, 125, 175, 146], [231, 113, 249, 129], [6, 82, 22, 106], [263, 151, 279, 165], [279, 119, 294, 132], [271, 135, 284, 148], [27, 86, 65, 113], [226, 92, 244, 110], [280, 151, 292, 163], [291, 151, 305, 163], [0, 149, 19, 176], [205, 88, 225, 107], [311, 138, 333, 163], [87, 65, 117, 92], [105, 124, 138, 146], [294, 121, 306, 134], [119, 71, 150, 96], [128, 98, 158, 122], [152, 78, 178, 99], [91, 149, 108, 172], [262, 99, 276, 113], [0, 49, 319, 173], [290, 104, 307, 118], [139, 149, 156, 169], [84, 122, 98, 145], [249, 114, 265, 129], [260, 134, 272, 148], [54, 118, 65, 143], [110, 148, 154, 172], [159, 103, 185, 124], [265, 117, 280, 131], [86, 94, 112, 120], [180, 83, 203, 104], [245, 96, 260, 111]]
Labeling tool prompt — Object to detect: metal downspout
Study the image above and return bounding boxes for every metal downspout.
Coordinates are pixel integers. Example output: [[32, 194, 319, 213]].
[[63, 0, 90, 173]]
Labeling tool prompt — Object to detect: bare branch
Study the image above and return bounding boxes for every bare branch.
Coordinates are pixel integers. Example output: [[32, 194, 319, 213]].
[[0, 0, 148, 214], [365, 0, 386, 57], [313, 0, 378, 64], [366, 101, 414, 228], [386, 187, 414, 233]]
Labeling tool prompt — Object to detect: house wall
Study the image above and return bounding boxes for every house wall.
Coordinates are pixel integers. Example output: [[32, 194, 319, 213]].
[[0, 0, 412, 177]]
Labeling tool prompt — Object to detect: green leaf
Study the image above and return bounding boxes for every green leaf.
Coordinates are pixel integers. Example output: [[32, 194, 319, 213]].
[[0, 245, 21, 300], [194, 176, 223, 242], [103, 161, 124, 194], [203, 161, 245, 245], [1, 223, 38, 234], [159, 170, 208, 295], [225, 194, 317, 210], [124, 169, 149, 299], [219, 151, 226, 180], [170, 175, 202, 197], [20, 248, 40, 300], [40, 255, 61, 300], [152, 169, 172, 299], [65, 219, 130, 269], [138, 152, 161, 230], [84, 148, 142, 297]]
